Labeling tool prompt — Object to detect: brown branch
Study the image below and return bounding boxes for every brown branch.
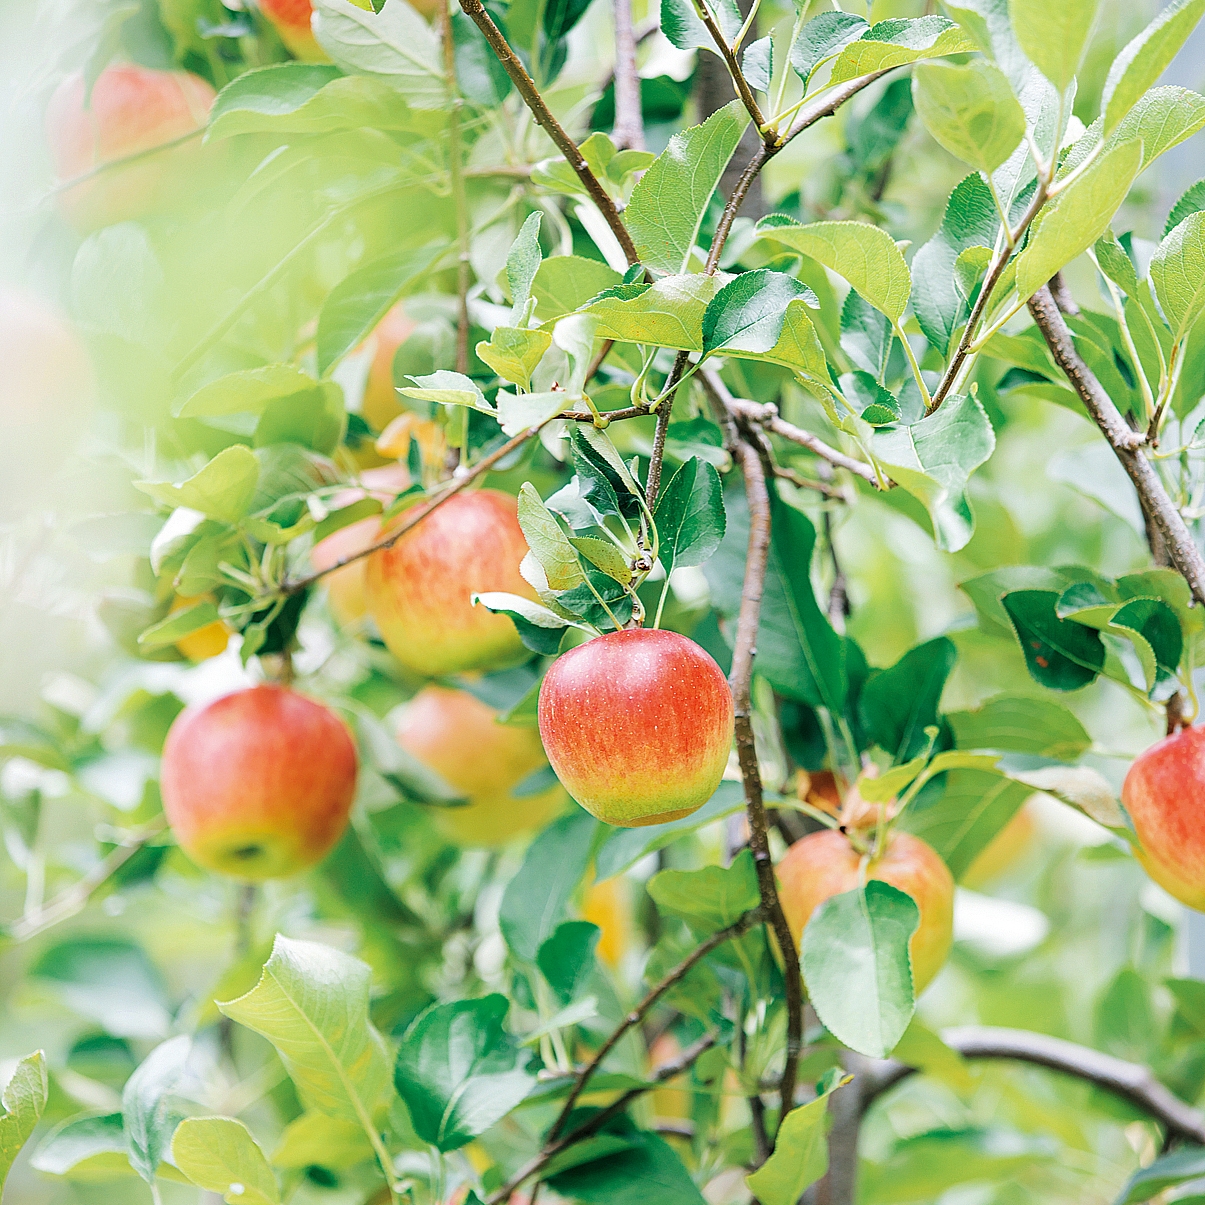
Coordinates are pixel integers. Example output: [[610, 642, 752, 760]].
[[488, 1031, 720, 1204], [1027, 286, 1205, 607], [8, 819, 168, 942], [548, 908, 761, 1141], [457, 0, 639, 266], [611, 0, 645, 151], [645, 351, 691, 505], [693, 1, 768, 136], [730, 437, 804, 1134]]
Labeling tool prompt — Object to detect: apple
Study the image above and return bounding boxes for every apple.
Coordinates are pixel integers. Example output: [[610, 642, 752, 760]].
[[1122, 725, 1205, 909], [361, 302, 416, 432], [260, 0, 328, 59], [537, 628, 734, 827], [365, 489, 537, 676], [45, 65, 216, 231], [395, 685, 566, 845], [171, 594, 230, 662], [161, 685, 357, 880], [581, 876, 632, 967], [777, 829, 954, 993], [961, 803, 1036, 889]]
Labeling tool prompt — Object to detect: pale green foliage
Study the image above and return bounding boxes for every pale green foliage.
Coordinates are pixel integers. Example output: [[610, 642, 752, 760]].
[[912, 60, 1026, 172], [0, 1052, 48, 1192], [1151, 211, 1205, 342], [1008, 0, 1099, 92], [172, 1117, 280, 1204]]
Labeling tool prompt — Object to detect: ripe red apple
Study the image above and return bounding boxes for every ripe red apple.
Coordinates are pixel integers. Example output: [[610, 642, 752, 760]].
[[365, 489, 537, 676], [45, 64, 216, 231], [161, 685, 357, 880], [1123, 725, 1205, 908], [260, 0, 328, 59], [395, 685, 566, 845], [777, 829, 954, 993], [537, 628, 734, 827]]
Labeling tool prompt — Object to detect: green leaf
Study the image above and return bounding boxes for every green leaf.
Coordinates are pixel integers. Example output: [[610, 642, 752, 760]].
[[312, 0, 446, 109], [757, 218, 911, 323], [546, 1121, 707, 1204], [316, 243, 442, 375], [137, 600, 221, 650], [791, 11, 868, 85], [659, 0, 741, 51], [1001, 589, 1106, 689], [271, 1113, 372, 1170], [506, 211, 543, 321], [583, 273, 721, 350], [1008, 0, 1099, 92], [718, 297, 835, 389], [742, 35, 773, 92], [625, 101, 749, 275], [473, 591, 583, 654], [135, 445, 259, 524], [802, 881, 919, 1059], [394, 995, 535, 1151], [171, 1117, 279, 1205], [828, 16, 977, 86], [517, 483, 587, 591], [653, 457, 726, 576], [860, 637, 956, 763], [176, 364, 318, 418], [0, 1052, 48, 1193], [1151, 211, 1205, 342], [912, 60, 1026, 173], [538, 921, 601, 1004], [123, 1035, 190, 1184], [1094, 230, 1140, 295], [1116, 1145, 1205, 1203], [477, 327, 553, 390], [218, 936, 391, 1125], [1112, 596, 1183, 680], [871, 393, 995, 552], [1101, 0, 1205, 135], [701, 269, 816, 356], [647, 848, 760, 933], [1015, 139, 1144, 302], [397, 369, 491, 409], [569, 536, 631, 584], [30, 1112, 132, 1182], [1167, 179, 1205, 235], [744, 1074, 851, 1205], [499, 811, 596, 962], [946, 694, 1091, 759], [532, 256, 623, 321]]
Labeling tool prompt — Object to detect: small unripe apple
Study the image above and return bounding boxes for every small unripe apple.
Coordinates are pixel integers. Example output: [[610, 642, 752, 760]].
[[537, 629, 734, 827], [365, 489, 536, 677], [45, 65, 216, 231], [171, 594, 230, 662], [1123, 726, 1205, 909], [395, 685, 566, 845], [360, 302, 416, 431], [161, 685, 357, 880], [777, 829, 954, 993], [260, 0, 328, 59]]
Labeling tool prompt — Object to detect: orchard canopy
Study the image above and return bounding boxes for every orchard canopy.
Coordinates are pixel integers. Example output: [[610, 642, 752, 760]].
[[11, 0, 1205, 1201]]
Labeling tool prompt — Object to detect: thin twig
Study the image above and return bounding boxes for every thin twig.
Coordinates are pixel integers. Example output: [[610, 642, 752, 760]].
[[8, 819, 168, 942], [457, 0, 639, 266], [645, 351, 691, 505], [488, 1031, 720, 1204], [730, 437, 804, 1134], [694, 0, 768, 135], [548, 909, 761, 1140], [1027, 286, 1205, 608], [611, 0, 645, 151]]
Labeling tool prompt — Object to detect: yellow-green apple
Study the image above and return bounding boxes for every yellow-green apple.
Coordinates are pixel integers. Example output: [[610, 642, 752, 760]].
[[395, 685, 565, 845], [961, 803, 1036, 888], [1123, 726, 1205, 908], [581, 875, 632, 967], [161, 685, 357, 879], [537, 629, 734, 827], [360, 302, 416, 432], [365, 489, 536, 676], [777, 828, 954, 993], [171, 593, 230, 662], [259, 0, 327, 59], [45, 65, 216, 231]]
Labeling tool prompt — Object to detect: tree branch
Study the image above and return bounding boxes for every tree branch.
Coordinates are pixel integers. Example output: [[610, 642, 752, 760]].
[[457, 0, 639, 266], [611, 0, 645, 151], [695, 5, 768, 136], [488, 1031, 720, 1203], [1027, 286, 1205, 608], [730, 436, 804, 1134], [548, 908, 761, 1141], [645, 351, 691, 505]]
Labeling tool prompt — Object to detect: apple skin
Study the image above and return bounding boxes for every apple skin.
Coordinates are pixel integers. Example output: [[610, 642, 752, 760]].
[[171, 594, 230, 662], [537, 628, 734, 827], [777, 829, 954, 993], [361, 303, 416, 431], [365, 489, 537, 677], [260, 0, 328, 59], [161, 685, 357, 880], [1123, 726, 1205, 909], [961, 803, 1036, 889], [45, 65, 216, 231], [396, 685, 566, 845]]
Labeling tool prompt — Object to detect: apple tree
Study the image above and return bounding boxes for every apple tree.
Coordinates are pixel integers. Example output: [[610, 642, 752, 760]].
[[5, 0, 1205, 1202]]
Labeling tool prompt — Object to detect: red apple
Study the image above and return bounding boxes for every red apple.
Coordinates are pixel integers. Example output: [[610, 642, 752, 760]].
[[260, 0, 328, 59], [1123, 725, 1205, 908], [395, 685, 566, 845], [537, 628, 734, 827], [365, 489, 537, 676], [161, 685, 357, 879], [45, 64, 216, 231], [777, 828, 954, 993]]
